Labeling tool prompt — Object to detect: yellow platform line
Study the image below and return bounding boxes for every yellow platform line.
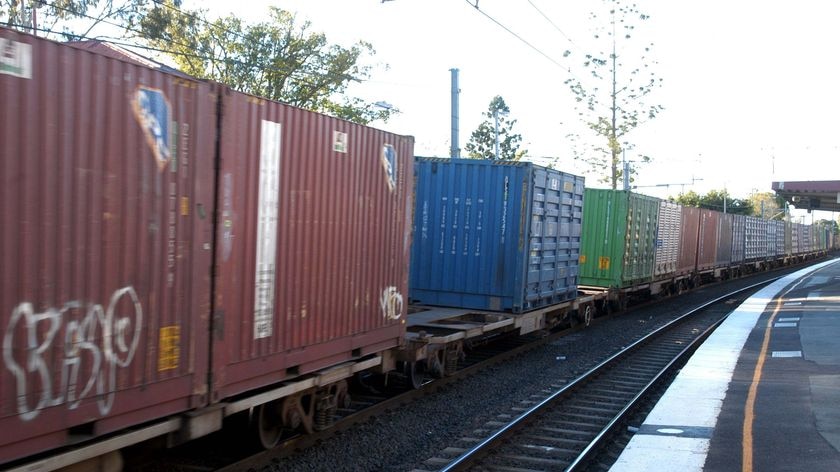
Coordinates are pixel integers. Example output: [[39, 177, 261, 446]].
[[742, 277, 808, 472]]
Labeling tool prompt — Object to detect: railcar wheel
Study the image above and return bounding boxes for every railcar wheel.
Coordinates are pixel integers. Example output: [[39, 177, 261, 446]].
[[255, 401, 284, 449], [581, 304, 593, 327], [404, 361, 426, 390]]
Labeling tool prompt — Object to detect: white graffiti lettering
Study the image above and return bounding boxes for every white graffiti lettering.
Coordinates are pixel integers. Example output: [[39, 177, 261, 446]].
[[2, 287, 143, 421], [380, 286, 404, 321]]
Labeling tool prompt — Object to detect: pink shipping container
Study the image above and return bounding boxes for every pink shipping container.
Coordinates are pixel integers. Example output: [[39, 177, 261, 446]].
[[697, 209, 720, 271], [210, 88, 414, 400], [677, 207, 701, 275], [0, 29, 216, 463]]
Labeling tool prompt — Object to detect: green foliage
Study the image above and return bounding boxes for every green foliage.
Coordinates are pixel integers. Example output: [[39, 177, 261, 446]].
[[672, 189, 753, 215], [816, 219, 839, 235], [563, 0, 663, 189], [748, 192, 785, 219], [2, 1, 392, 125], [140, 3, 393, 124], [465, 96, 526, 160], [2, 0, 154, 40]]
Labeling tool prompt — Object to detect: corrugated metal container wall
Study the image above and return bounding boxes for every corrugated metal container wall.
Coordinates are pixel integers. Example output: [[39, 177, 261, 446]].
[[697, 209, 720, 270], [410, 158, 584, 312], [745, 216, 767, 261], [0, 29, 215, 463], [803, 225, 813, 253], [730, 214, 746, 264], [654, 201, 680, 277], [210, 88, 413, 399], [773, 220, 785, 257], [716, 213, 734, 266], [677, 206, 700, 275], [766, 219, 779, 257], [785, 221, 793, 255], [791, 222, 801, 254], [579, 190, 659, 288]]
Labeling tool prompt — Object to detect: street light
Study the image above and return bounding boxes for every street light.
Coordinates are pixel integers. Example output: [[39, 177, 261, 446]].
[[493, 109, 509, 160]]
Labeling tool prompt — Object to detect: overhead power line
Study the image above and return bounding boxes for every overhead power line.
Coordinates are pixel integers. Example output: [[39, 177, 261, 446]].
[[463, 0, 567, 70], [525, 0, 580, 52]]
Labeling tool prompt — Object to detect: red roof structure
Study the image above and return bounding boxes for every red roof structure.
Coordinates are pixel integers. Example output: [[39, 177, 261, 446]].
[[772, 180, 840, 212]]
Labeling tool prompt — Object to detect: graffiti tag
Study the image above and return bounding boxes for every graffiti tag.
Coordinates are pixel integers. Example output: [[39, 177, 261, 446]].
[[380, 286, 404, 321], [3, 287, 143, 421]]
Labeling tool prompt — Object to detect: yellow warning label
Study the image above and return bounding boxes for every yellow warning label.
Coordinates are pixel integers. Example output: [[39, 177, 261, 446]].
[[181, 197, 190, 216], [579, 255, 587, 264], [158, 326, 180, 371], [598, 256, 611, 270]]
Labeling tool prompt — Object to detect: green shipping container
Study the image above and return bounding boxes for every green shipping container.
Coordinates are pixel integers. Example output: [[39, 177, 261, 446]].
[[579, 189, 661, 288]]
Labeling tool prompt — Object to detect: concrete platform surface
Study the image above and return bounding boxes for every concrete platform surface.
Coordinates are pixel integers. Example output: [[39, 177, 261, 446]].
[[611, 258, 840, 472]]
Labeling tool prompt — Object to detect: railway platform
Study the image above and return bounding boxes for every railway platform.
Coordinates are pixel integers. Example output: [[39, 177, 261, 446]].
[[611, 257, 840, 471]]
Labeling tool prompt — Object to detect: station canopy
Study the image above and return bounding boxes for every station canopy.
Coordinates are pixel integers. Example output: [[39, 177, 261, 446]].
[[771, 180, 840, 212]]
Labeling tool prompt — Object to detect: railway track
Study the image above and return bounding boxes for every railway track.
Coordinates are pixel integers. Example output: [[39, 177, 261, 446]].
[[413, 279, 774, 472], [122, 268, 804, 472]]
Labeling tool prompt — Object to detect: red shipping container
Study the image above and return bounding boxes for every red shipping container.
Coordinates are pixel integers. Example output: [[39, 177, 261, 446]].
[[0, 29, 215, 463], [210, 88, 414, 399], [697, 209, 721, 271], [677, 207, 700, 275]]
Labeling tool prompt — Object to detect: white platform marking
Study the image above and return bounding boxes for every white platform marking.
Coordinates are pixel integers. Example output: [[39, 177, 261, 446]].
[[774, 322, 798, 328], [778, 317, 800, 322], [772, 351, 802, 358]]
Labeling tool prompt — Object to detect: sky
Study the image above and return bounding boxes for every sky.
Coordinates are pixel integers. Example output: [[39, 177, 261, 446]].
[[191, 0, 838, 220]]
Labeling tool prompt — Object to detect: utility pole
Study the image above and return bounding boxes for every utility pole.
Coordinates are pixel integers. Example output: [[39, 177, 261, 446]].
[[450, 68, 460, 158], [622, 150, 630, 191]]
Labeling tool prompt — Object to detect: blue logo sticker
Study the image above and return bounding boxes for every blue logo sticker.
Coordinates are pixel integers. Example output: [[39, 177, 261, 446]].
[[381, 144, 397, 192], [132, 87, 171, 170]]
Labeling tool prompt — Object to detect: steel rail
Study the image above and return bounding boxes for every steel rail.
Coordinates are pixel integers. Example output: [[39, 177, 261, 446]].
[[438, 277, 779, 472]]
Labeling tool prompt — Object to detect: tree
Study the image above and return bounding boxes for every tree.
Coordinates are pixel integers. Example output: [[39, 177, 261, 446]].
[[139, 3, 394, 124], [2, 1, 392, 125], [816, 219, 839, 235], [465, 96, 525, 160], [2, 0, 153, 41], [563, 0, 663, 188], [672, 189, 753, 215], [748, 192, 785, 219]]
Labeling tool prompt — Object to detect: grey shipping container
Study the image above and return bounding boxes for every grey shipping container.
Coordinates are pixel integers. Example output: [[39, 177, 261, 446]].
[[716, 213, 734, 267], [731, 214, 746, 264], [655, 201, 681, 277], [745, 216, 768, 261]]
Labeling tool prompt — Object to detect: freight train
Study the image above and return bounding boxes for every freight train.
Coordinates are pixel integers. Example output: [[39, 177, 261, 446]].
[[0, 27, 835, 471]]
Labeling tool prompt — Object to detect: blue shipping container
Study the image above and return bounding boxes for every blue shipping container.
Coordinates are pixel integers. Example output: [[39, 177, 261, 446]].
[[410, 158, 584, 312]]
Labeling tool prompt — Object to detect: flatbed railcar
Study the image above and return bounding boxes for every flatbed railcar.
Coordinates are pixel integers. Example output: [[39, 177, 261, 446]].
[[1, 26, 835, 472]]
